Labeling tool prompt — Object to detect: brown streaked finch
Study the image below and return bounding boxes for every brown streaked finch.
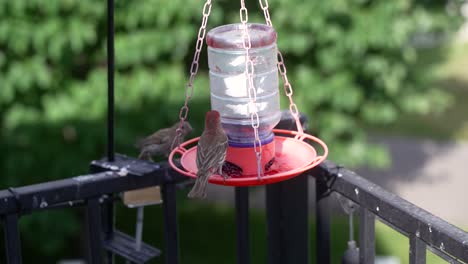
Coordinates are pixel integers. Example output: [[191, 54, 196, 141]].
[[188, 110, 228, 199], [136, 121, 192, 160]]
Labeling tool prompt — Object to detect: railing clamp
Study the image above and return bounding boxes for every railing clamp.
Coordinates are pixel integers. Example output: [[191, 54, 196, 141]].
[[7, 187, 26, 215]]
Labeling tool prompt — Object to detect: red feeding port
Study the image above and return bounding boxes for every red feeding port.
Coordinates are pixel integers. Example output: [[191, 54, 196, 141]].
[[168, 129, 328, 187]]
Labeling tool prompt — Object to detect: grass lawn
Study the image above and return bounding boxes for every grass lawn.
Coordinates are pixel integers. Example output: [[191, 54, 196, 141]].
[[369, 43, 468, 141]]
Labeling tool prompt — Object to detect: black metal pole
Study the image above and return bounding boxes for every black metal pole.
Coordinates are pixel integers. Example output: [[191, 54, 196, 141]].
[[316, 175, 331, 264], [266, 174, 309, 264], [87, 198, 103, 264], [235, 187, 250, 264], [359, 208, 375, 263], [101, 198, 114, 264], [105, 1, 115, 263], [266, 113, 309, 264], [162, 183, 180, 264], [409, 235, 426, 264], [107, 0, 115, 162], [4, 214, 22, 264]]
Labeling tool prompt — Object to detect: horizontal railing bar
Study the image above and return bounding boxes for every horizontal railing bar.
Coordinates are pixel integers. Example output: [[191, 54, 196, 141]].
[[0, 154, 186, 215], [37, 195, 121, 212], [377, 217, 463, 263], [313, 160, 468, 262], [377, 214, 465, 264], [42, 199, 87, 210], [426, 245, 465, 264]]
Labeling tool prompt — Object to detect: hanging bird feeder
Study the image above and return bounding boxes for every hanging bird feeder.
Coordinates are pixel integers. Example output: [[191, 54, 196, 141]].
[[169, 0, 328, 186]]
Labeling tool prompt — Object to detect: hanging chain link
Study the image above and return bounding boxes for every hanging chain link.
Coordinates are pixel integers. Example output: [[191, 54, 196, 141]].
[[171, 0, 300, 179], [172, 0, 212, 150], [277, 52, 303, 134], [258, 0, 304, 135], [240, 0, 263, 179], [258, 0, 272, 27]]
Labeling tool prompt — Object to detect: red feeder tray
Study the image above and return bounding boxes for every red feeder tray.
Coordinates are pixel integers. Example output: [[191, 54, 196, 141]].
[[168, 129, 328, 187]]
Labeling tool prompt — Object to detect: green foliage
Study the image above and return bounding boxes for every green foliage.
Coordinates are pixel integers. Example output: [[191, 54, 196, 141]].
[[271, 0, 462, 167], [0, 0, 462, 260]]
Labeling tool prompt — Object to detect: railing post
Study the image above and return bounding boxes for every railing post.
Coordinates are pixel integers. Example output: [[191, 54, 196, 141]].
[[235, 187, 250, 264], [87, 198, 103, 264], [359, 208, 375, 264], [101, 197, 114, 264], [266, 174, 309, 264], [162, 182, 180, 264], [4, 214, 22, 264], [316, 173, 331, 264], [266, 183, 281, 264], [105, 0, 115, 261], [409, 235, 426, 264], [266, 111, 309, 264], [106, 0, 115, 162]]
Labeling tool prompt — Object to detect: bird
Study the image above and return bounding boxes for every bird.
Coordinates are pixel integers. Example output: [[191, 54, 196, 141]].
[[188, 110, 228, 199], [136, 121, 192, 161]]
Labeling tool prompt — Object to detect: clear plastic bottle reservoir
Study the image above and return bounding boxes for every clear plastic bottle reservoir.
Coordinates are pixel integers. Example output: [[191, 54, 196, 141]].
[[207, 23, 281, 147]]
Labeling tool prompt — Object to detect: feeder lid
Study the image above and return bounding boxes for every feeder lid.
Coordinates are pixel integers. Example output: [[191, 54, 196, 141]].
[[207, 23, 277, 50]]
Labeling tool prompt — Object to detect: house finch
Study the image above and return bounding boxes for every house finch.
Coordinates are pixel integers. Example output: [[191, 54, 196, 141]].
[[188, 111, 228, 199], [136, 121, 192, 160]]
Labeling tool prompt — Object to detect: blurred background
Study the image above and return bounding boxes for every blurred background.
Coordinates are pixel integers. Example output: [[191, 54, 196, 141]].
[[0, 0, 466, 263]]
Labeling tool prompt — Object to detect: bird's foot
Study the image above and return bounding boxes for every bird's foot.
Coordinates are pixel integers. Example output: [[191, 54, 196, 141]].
[[218, 169, 230, 183], [222, 173, 230, 183], [137, 151, 154, 162]]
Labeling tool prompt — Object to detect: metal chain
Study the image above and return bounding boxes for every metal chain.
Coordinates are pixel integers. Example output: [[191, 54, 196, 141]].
[[240, 0, 263, 179], [258, 0, 304, 135], [258, 0, 272, 27], [172, 0, 212, 150], [277, 51, 303, 134]]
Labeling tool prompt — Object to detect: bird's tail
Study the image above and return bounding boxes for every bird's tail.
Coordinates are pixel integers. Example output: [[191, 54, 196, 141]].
[[188, 171, 210, 199]]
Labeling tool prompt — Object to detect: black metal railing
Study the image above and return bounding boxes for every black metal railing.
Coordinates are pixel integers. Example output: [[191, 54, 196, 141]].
[[314, 161, 468, 264], [1, 0, 467, 263], [1, 154, 468, 264]]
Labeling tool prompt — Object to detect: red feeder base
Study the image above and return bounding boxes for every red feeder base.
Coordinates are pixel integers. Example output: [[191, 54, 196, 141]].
[[168, 129, 328, 187]]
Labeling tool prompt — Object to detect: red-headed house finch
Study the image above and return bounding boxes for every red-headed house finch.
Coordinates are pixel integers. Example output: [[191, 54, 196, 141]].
[[188, 111, 228, 199], [136, 121, 192, 160]]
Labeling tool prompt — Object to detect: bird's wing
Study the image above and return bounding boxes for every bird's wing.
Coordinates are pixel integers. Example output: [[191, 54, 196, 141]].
[[196, 135, 228, 171], [135, 128, 170, 147], [216, 139, 228, 167]]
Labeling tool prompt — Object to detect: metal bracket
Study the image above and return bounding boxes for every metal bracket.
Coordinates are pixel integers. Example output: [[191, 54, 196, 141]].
[[103, 230, 161, 264]]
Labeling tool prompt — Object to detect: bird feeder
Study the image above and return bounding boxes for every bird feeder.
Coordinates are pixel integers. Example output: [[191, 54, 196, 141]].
[[169, 0, 328, 186], [207, 23, 279, 176]]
